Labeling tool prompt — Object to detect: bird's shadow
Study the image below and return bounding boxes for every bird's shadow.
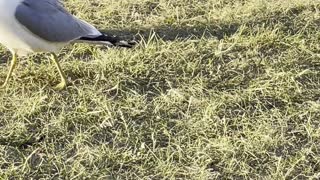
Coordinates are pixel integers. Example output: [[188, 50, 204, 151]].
[[102, 4, 309, 43], [102, 23, 239, 43]]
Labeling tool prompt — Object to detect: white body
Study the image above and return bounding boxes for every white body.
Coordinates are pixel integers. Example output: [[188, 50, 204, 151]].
[[0, 0, 67, 56]]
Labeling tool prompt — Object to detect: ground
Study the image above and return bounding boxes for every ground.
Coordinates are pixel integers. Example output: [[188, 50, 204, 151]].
[[0, 0, 320, 179]]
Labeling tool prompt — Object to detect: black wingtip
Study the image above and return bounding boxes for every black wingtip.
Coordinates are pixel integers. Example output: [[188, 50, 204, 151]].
[[79, 34, 136, 48]]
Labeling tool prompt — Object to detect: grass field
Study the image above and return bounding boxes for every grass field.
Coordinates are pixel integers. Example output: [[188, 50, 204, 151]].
[[0, 0, 320, 179]]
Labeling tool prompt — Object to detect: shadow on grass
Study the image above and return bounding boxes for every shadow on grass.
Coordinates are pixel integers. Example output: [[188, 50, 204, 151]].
[[103, 3, 319, 42], [102, 23, 239, 42]]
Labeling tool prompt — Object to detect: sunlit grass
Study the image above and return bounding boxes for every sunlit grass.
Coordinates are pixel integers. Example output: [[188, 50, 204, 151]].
[[0, 0, 320, 179]]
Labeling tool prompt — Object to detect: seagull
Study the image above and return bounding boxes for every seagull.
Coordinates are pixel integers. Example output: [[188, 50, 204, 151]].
[[0, 0, 135, 90]]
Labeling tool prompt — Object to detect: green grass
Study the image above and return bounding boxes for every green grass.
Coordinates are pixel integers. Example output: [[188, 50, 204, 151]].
[[1, 0, 320, 179]]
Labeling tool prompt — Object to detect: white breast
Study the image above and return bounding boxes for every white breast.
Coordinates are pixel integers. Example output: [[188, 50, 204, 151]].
[[0, 0, 67, 56]]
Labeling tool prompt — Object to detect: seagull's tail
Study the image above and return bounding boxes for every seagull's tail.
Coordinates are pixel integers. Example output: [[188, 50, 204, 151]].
[[77, 34, 136, 48]]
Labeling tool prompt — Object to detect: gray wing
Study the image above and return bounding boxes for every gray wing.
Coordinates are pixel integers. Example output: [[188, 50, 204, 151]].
[[15, 0, 101, 42]]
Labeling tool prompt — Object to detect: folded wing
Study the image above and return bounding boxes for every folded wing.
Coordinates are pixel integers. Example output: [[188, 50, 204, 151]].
[[15, 0, 102, 43]]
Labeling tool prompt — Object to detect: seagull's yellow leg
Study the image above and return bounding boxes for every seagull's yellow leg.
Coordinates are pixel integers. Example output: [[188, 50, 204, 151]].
[[0, 53, 17, 89], [51, 53, 67, 90]]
